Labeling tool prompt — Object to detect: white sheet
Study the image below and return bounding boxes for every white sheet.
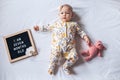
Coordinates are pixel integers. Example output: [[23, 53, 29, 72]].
[[0, 0, 120, 80]]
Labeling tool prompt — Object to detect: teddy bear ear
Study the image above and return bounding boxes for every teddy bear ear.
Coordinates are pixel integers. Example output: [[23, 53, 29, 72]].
[[97, 41, 102, 43]]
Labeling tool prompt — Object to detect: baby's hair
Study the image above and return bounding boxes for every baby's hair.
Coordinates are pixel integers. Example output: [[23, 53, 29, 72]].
[[59, 4, 73, 12]]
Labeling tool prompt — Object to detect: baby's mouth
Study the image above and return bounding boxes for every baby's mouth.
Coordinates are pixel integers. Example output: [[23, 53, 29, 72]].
[[63, 17, 66, 19]]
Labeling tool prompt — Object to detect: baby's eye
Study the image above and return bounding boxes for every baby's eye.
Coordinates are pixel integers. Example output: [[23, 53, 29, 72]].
[[61, 12, 63, 14], [66, 12, 70, 14]]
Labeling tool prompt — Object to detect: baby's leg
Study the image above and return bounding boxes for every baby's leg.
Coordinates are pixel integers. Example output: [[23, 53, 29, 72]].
[[63, 48, 79, 74], [48, 50, 61, 75]]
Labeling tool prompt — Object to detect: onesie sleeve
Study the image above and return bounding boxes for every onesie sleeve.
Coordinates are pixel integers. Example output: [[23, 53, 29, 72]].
[[75, 22, 87, 38], [40, 23, 55, 32]]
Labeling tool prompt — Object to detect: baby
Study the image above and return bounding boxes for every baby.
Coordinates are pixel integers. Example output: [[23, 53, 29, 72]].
[[34, 4, 90, 75]]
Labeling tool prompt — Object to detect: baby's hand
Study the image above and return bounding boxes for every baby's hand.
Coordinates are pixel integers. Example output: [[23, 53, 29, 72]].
[[34, 25, 40, 31]]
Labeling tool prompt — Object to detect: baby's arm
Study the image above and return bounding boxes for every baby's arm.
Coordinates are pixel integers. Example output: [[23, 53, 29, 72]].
[[33, 24, 53, 32], [83, 35, 91, 45], [75, 23, 91, 45]]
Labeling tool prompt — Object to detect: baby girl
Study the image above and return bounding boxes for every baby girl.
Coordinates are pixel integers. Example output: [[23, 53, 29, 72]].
[[34, 4, 90, 75]]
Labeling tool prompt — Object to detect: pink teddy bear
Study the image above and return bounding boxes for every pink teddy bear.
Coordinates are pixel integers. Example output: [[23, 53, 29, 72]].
[[81, 41, 105, 61]]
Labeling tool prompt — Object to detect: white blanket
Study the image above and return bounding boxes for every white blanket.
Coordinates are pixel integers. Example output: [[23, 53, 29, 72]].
[[0, 0, 120, 80]]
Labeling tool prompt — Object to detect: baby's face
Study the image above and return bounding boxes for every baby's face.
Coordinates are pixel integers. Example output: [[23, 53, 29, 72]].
[[59, 6, 73, 22]]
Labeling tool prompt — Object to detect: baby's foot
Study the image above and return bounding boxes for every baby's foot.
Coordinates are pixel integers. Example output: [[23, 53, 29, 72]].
[[63, 66, 71, 75], [48, 68, 54, 75]]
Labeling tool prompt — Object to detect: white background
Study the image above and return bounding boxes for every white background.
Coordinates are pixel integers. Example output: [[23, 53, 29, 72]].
[[0, 0, 120, 80]]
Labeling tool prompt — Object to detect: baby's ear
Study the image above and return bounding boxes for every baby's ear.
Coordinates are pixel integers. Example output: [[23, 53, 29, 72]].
[[72, 12, 75, 18]]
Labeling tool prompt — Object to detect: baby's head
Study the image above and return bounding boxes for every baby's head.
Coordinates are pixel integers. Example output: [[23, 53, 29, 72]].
[[59, 4, 73, 22]]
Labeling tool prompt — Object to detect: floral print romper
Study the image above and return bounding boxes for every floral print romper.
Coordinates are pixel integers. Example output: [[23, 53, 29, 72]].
[[41, 20, 86, 74]]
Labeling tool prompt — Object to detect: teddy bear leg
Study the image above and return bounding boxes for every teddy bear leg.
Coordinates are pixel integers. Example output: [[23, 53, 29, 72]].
[[85, 57, 91, 61], [85, 55, 92, 61], [98, 52, 102, 57], [81, 50, 89, 57]]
